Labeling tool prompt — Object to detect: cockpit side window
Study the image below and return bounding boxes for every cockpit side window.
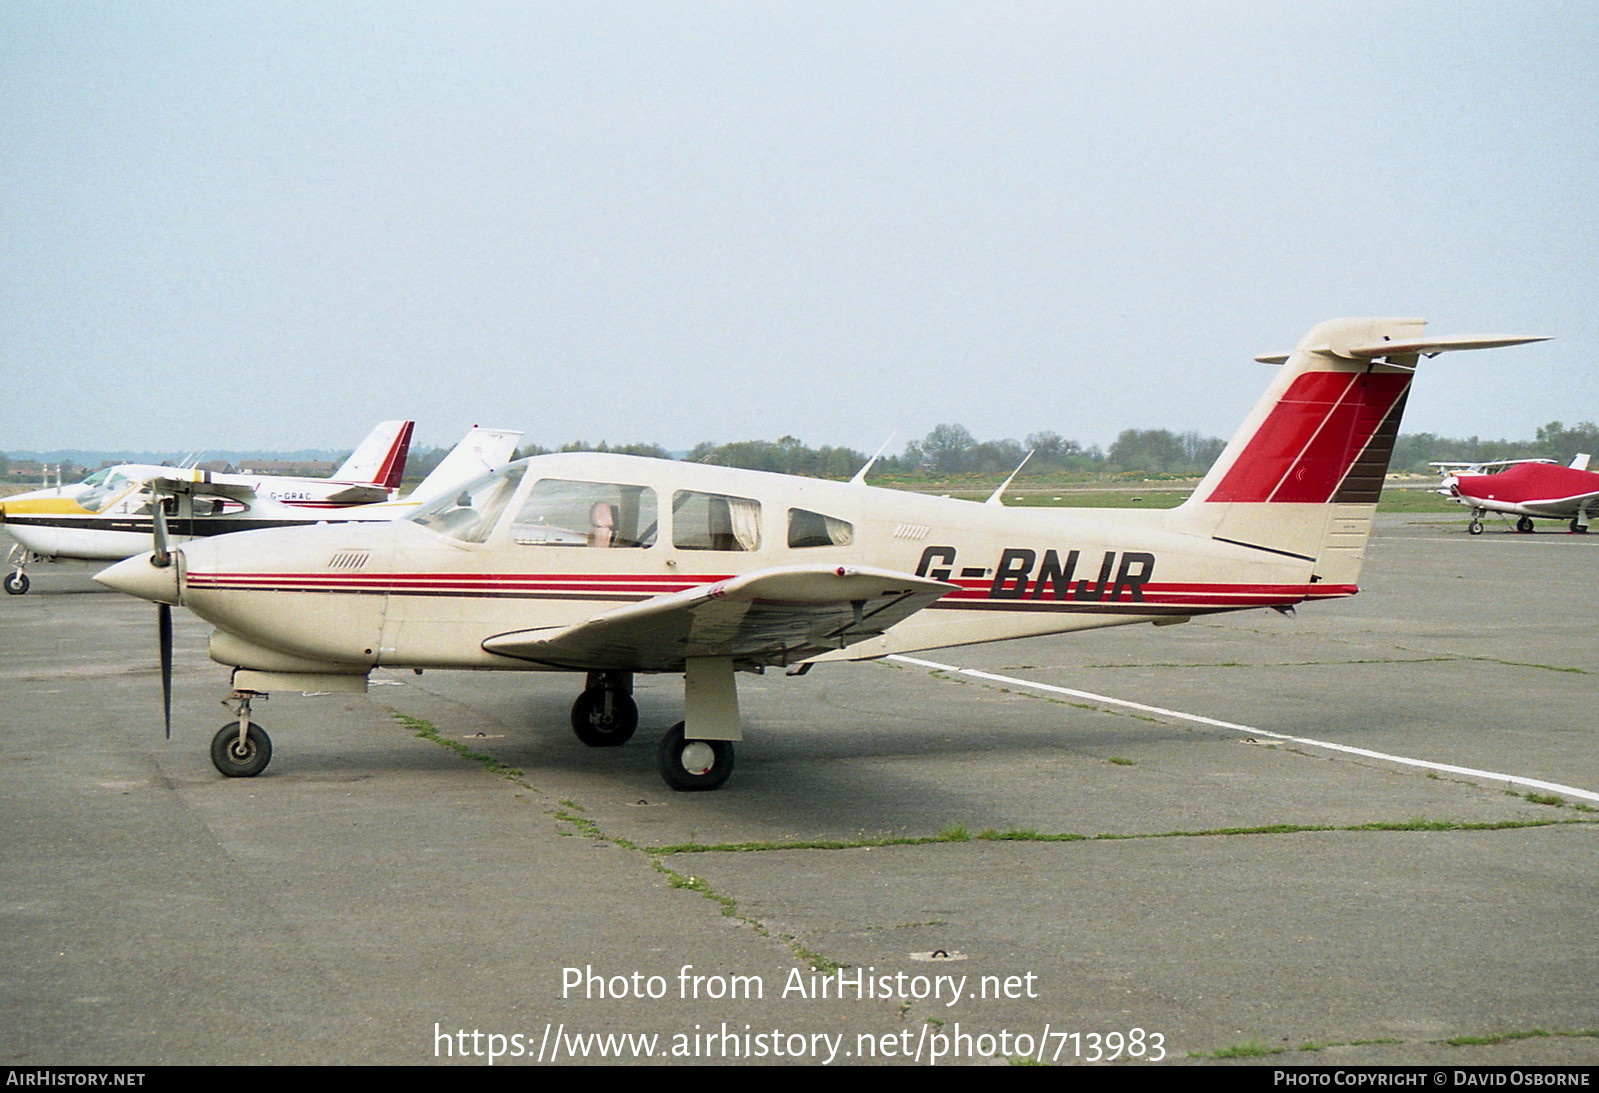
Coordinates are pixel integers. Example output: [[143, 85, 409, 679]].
[[511, 480, 658, 548], [672, 491, 761, 551], [409, 466, 526, 543], [787, 508, 853, 548]]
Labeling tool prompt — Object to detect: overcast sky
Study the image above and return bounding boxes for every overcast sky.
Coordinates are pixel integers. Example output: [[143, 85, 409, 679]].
[[3, 1, 1594, 456]]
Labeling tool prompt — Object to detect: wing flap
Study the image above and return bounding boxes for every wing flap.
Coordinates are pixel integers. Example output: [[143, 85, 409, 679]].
[[482, 564, 954, 671]]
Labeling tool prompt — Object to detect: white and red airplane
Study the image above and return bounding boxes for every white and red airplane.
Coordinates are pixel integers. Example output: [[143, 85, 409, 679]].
[[1434, 455, 1597, 534], [95, 318, 1548, 791], [2, 424, 521, 593]]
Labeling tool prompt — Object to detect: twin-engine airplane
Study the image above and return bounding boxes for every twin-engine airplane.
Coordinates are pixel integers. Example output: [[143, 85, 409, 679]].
[[1433, 454, 1597, 534], [96, 318, 1548, 791], [2, 420, 415, 594], [4, 425, 523, 593]]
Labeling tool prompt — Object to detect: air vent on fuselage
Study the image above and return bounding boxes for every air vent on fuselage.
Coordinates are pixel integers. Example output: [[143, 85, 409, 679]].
[[328, 550, 371, 571]]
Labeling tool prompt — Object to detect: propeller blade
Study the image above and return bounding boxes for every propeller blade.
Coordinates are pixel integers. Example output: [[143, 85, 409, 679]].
[[158, 602, 172, 739], [152, 495, 172, 568]]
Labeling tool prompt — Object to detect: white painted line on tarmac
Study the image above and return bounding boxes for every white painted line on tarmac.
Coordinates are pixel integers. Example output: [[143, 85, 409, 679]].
[[889, 655, 1599, 805]]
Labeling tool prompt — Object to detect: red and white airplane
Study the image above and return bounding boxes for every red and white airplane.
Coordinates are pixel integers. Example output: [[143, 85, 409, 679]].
[[1434, 455, 1597, 534], [2, 424, 521, 593], [95, 318, 1548, 791], [1, 420, 414, 593]]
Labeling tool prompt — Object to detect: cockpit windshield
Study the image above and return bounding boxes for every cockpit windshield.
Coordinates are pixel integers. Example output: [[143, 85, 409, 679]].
[[78, 471, 144, 514], [408, 465, 527, 543]]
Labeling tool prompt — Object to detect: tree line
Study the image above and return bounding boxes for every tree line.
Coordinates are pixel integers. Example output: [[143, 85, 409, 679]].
[[481, 419, 1595, 480], [14, 420, 1592, 488]]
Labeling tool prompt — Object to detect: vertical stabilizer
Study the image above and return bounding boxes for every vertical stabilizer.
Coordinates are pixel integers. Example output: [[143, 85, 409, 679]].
[[407, 427, 525, 504], [333, 421, 415, 490], [1176, 318, 1548, 587]]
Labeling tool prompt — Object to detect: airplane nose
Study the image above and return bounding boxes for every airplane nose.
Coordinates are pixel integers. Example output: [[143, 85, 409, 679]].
[[95, 552, 182, 605]]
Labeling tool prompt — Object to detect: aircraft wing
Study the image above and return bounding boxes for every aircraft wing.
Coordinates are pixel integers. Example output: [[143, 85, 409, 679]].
[[148, 476, 258, 502], [482, 564, 955, 671], [1516, 489, 1599, 518]]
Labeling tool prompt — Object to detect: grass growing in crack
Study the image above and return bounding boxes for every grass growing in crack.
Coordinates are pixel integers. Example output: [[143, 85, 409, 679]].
[[1524, 792, 1565, 807], [1107, 756, 1135, 766], [1194, 1040, 1281, 1059], [391, 713, 524, 778], [648, 815, 1596, 855]]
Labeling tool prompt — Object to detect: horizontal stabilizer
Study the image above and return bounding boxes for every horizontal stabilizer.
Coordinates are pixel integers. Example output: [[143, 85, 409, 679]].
[[1257, 332, 1549, 365], [482, 564, 954, 671]]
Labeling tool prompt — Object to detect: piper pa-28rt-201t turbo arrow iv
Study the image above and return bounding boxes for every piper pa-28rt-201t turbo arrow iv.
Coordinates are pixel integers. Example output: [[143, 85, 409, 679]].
[[97, 318, 1548, 791]]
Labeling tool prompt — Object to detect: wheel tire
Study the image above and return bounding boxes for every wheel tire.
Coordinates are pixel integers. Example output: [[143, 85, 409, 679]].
[[211, 722, 272, 778], [1468, 521, 1483, 536], [570, 688, 638, 747], [1516, 516, 1535, 533], [4, 572, 28, 595], [1570, 519, 1588, 534], [657, 722, 734, 792]]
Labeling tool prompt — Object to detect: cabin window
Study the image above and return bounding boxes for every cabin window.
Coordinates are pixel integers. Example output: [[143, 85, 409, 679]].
[[511, 480, 658, 548], [787, 508, 853, 548], [409, 466, 526, 543], [672, 490, 761, 551]]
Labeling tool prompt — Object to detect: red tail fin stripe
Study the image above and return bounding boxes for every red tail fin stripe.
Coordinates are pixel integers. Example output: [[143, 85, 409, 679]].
[[371, 421, 414, 490], [1272, 373, 1407, 502], [1204, 371, 1409, 503]]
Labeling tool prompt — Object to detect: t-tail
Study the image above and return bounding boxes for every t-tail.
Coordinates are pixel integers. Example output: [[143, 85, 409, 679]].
[[1172, 317, 1548, 588]]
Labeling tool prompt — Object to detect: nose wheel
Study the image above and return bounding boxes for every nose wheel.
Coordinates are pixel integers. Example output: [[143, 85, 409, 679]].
[[5, 546, 32, 594], [211, 721, 272, 777]]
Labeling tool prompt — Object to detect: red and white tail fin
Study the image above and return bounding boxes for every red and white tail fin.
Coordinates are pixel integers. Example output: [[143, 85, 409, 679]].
[[332, 420, 415, 491], [1176, 318, 1548, 585]]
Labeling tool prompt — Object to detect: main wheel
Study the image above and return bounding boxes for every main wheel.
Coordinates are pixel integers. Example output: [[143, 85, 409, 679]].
[[4, 572, 28, 595], [1570, 518, 1588, 534], [1516, 516, 1535, 533], [211, 721, 272, 778], [1468, 520, 1483, 536], [570, 688, 638, 747], [657, 722, 734, 792]]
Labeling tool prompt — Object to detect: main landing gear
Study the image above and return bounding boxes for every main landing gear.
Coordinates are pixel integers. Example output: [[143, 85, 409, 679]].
[[570, 671, 638, 746], [1516, 516, 1536, 533], [210, 693, 272, 777], [657, 722, 734, 791], [567, 661, 742, 792]]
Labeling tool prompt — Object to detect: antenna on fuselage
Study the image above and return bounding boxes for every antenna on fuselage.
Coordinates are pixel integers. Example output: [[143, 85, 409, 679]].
[[850, 432, 897, 486], [985, 450, 1034, 506]]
